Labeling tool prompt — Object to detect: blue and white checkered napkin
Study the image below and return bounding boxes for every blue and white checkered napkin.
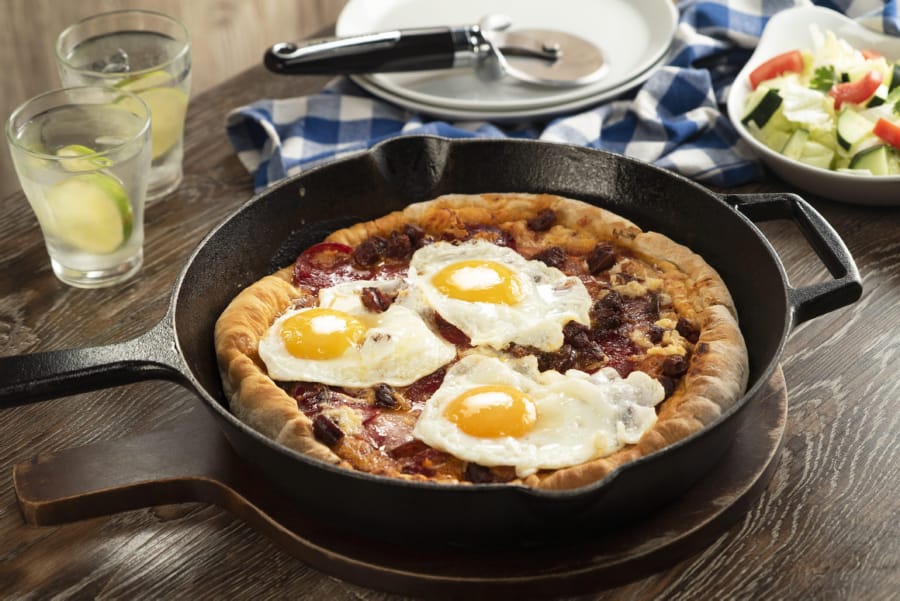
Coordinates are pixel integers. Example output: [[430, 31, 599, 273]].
[[226, 0, 900, 192]]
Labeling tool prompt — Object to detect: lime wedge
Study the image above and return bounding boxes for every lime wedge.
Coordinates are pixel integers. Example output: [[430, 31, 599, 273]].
[[116, 70, 174, 92], [45, 173, 134, 254], [56, 144, 113, 172]]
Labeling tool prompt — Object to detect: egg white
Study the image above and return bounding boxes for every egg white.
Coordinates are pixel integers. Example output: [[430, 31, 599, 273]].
[[407, 240, 592, 351], [412, 354, 665, 478], [258, 279, 457, 387]]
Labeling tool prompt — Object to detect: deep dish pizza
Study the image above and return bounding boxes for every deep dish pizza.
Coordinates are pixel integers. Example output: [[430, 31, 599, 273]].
[[214, 193, 748, 490]]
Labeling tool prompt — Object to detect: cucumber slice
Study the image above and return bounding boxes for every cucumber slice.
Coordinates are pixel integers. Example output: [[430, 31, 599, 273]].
[[746, 120, 791, 152], [889, 148, 900, 175], [867, 84, 889, 107], [776, 129, 834, 168], [833, 155, 852, 170], [809, 127, 838, 152], [781, 129, 810, 160], [742, 88, 783, 128], [849, 144, 892, 175], [836, 110, 874, 150], [763, 128, 792, 153], [887, 86, 900, 105], [847, 132, 881, 158], [797, 140, 835, 169], [890, 63, 900, 92]]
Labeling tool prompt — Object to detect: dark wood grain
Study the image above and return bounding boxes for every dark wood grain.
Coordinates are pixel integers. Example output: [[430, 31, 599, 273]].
[[1, 60, 899, 600]]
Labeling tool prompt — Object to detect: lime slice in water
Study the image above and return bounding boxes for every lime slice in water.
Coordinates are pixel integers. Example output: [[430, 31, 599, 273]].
[[116, 70, 174, 92], [141, 87, 188, 159], [117, 86, 188, 160], [56, 144, 113, 172], [45, 173, 134, 254]]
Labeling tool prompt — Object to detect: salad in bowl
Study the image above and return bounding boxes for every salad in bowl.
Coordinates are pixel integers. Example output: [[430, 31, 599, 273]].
[[727, 6, 900, 205]]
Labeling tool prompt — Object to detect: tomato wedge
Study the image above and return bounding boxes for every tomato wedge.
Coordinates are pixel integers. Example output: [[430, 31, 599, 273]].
[[873, 118, 900, 150], [860, 49, 883, 60], [749, 50, 805, 89], [829, 70, 884, 109]]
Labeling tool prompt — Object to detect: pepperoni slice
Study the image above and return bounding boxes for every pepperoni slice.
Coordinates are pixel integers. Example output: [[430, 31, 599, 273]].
[[594, 331, 637, 376], [292, 242, 409, 291], [433, 313, 471, 347], [404, 368, 448, 404], [292, 242, 360, 290]]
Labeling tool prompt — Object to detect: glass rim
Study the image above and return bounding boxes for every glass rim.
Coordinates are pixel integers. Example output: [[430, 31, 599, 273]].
[[5, 85, 152, 162], [55, 9, 191, 81]]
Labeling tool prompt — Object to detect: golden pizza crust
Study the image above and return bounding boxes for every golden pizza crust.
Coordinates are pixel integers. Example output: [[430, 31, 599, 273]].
[[214, 193, 749, 490], [214, 270, 346, 467]]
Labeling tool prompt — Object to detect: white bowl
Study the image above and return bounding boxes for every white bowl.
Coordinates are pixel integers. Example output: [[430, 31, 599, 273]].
[[726, 6, 900, 206]]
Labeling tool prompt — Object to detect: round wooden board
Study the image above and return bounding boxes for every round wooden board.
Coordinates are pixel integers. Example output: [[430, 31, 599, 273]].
[[14, 368, 786, 599]]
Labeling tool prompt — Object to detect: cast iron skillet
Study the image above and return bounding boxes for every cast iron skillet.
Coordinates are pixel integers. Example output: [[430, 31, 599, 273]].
[[0, 137, 861, 544]]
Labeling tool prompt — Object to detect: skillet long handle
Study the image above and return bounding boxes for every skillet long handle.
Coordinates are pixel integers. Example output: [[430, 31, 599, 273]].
[[264, 27, 469, 75], [0, 317, 190, 409], [724, 192, 862, 324]]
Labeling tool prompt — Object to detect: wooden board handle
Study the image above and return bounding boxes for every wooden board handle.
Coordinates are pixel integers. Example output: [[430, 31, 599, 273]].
[[12, 407, 351, 573], [13, 407, 232, 525]]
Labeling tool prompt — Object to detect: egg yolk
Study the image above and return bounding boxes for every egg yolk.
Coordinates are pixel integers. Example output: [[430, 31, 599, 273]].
[[280, 308, 367, 360], [431, 260, 523, 304], [444, 385, 537, 438]]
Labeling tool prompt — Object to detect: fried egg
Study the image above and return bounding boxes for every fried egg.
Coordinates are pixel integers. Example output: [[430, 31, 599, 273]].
[[407, 240, 591, 351], [412, 354, 665, 477], [258, 279, 456, 387]]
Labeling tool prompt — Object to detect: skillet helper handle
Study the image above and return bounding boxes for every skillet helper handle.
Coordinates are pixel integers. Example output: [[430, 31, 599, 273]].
[[0, 318, 188, 409], [264, 27, 470, 75], [725, 192, 862, 324]]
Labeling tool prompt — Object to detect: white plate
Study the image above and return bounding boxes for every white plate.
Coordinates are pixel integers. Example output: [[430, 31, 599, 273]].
[[726, 6, 900, 206], [350, 45, 672, 122], [336, 0, 678, 113]]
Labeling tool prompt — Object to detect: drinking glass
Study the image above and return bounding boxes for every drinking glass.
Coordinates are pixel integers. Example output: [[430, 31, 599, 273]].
[[6, 86, 152, 288], [55, 10, 191, 200]]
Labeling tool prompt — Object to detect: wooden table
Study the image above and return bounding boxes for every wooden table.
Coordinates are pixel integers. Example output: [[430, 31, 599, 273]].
[[1, 62, 898, 600]]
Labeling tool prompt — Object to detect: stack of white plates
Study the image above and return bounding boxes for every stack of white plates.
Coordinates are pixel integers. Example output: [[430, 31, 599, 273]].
[[335, 0, 679, 121]]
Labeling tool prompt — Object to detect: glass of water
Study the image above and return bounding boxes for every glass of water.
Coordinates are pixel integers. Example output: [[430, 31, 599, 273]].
[[5, 86, 152, 288], [55, 10, 191, 200]]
